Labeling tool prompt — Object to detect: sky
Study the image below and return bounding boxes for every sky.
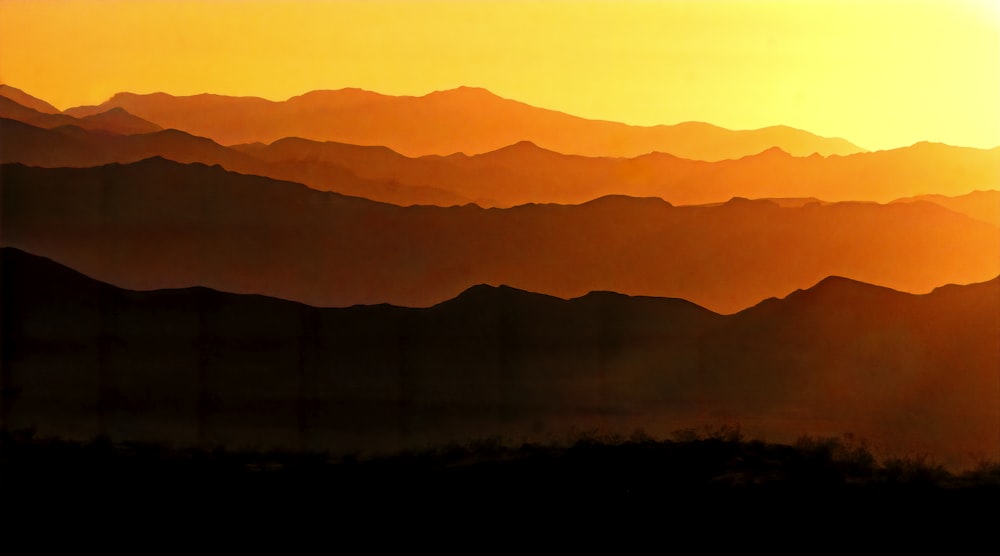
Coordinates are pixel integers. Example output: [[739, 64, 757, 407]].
[[0, 0, 998, 151]]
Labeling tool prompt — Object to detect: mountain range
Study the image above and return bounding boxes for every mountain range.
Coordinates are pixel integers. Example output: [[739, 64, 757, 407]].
[[62, 86, 864, 159], [3, 158, 997, 314], [2, 82, 997, 471], [3, 247, 997, 468], [2, 111, 997, 208], [0, 95, 161, 135]]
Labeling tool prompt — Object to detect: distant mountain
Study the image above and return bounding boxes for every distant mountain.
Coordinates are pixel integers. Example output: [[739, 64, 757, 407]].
[[0, 96, 161, 135], [891, 190, 1000, 228], [3, 159, 997, 314], [239, 136, 1000, 206], [65, 87, 864, 159], [3, 247, 996, 467], [76, 107, 163, 135], [4, 118, 994, 208], [0, 84, 60, 114], [0, 119, 471, 206]]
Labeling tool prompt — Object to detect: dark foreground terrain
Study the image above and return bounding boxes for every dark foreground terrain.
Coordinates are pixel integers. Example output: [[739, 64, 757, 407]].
[[4, 427, 998, 515]]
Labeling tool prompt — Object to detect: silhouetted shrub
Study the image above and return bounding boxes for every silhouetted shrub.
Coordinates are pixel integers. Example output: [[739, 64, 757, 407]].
[[880, 454, 950, 486]]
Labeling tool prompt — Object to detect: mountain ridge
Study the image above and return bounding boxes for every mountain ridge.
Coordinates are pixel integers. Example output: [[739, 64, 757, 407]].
[[63, 86, 864, 159], [3, 246, 997, 468], [0, 84, 60, 114], [3, 159, 997, 314], [5, 115, 995, 208]]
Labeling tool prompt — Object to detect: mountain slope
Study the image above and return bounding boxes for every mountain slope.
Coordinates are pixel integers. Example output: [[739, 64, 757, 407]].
[[0, 84, 60, 114], [2, 159, 997, 314], [0, 118, 469, 205], [891, 190, 1000, 228], [0, 96, 161, 135], [241, 136, 1000, 206], [3, 247, 997, 467], [0, 119, 471, 206], [4, 118, 994, 208], [65, 87, 864, 159]]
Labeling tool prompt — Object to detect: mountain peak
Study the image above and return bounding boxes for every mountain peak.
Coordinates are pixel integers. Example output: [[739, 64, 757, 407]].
[[290, 88, 384, 103], [481, 140, 552, 157], [721, 196, 779, 208], [788, 275, 904, 302], [432, 86, 496, 97], [452, 283, 525, 299], [745, 146, 792, 159], [439, 284, 563, 309], [580, 195, 673, 209]]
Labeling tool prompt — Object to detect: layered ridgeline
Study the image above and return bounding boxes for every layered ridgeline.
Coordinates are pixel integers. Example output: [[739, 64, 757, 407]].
[[0, 93, 161, 135], [233, 138, 999, 208], [0, 84, 61, 114], [3, 248, 997, 468], [2, 159, 997, 314], [2, 115, 998, 208], [62, 86, 863, 159], [0, 117, 470, 206]]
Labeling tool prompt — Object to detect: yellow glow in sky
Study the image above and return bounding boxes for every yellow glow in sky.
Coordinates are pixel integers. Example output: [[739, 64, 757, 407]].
[[1, 0, 998, 150]]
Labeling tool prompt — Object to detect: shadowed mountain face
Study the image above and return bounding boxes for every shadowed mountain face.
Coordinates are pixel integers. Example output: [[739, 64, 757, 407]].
[[64, 87, 864, 159], [2, 159, 997, 314], [3, 118, 996, 209], [891, 190, 1000, 228], [0, 97, 161, 135], [3, 248, 997, 468], [238, 137, 1000, 207], [0, 84, 60, 114], [0, 118, 472, 206]]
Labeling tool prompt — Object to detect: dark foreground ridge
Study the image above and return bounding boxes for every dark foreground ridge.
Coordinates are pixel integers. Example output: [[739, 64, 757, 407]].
[[3, 246, 999, 471]]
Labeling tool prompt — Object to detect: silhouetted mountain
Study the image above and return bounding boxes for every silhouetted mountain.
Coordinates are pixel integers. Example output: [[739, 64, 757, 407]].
[[65, 87, 864, 159], [3, 247, 997, 468], [0, 84, 60, 114], [891, 190, 1000, 228], [237, 134, 998, 206], [0, 119, 471, 206], [76, 106, 163, 135], [2, 159, 997, 314], [0, 96, 161, 135], [5, 118, 992, 207]]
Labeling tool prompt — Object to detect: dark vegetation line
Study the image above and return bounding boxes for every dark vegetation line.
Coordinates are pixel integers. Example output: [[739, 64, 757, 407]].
[[4, 425, 998, 502]]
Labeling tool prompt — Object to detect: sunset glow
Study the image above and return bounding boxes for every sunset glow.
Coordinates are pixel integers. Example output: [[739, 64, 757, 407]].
[[1, 0, 998, 151], [2, 0, 1000, 488]]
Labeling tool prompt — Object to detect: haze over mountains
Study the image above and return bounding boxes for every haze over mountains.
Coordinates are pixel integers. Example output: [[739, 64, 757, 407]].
[[891, 190, 1000, 228], [4, 247, 997, 467], [0, 84, 60, 114], [1, 83, 997, 470], [0, 93, 161, 136], [2, 110, 997, 208], [63, 86, 864, 159], [0, 117, 473, 206], [235, 136, 998, 207], [3, 159, 997, 314]]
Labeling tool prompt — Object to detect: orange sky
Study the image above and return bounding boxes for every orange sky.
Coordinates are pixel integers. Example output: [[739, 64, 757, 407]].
[[1, 0, 998, 151]]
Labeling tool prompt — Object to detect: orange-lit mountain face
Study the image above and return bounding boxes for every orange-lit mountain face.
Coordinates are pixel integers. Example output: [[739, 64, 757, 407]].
[[64, 88, 864, 159], [0, 96, 162, 135], [0, 84, 61, 114], [3, 159, 997, 315], [0, 83, 61, 114], [0, 80, 997, 471], [891, 190, 1000, 228], [2, 0, 999, 496], [0, 117, 473, 206], [3, 109, 996, 208], [236, 136, 998, 207]]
